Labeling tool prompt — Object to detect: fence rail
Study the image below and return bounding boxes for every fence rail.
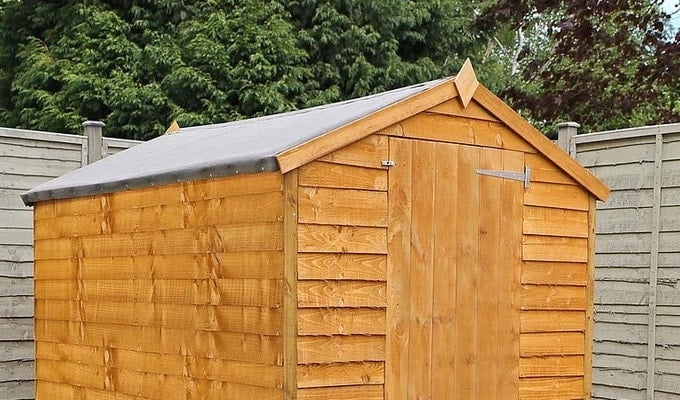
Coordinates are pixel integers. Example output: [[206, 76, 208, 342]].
[[0, 126, 140, 400]]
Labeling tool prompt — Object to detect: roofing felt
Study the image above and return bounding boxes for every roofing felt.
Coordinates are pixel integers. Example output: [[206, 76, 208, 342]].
[[21, 78, 448, 205]]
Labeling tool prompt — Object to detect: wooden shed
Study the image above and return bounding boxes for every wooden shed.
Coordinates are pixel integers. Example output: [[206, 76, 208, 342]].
[[22, 61, 609, 400]]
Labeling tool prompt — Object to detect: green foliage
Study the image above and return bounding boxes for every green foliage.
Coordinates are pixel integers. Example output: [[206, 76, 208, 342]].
[[0, 0, 677, 139], [0, 0, 312, 139], [476, 0, 680, 133]]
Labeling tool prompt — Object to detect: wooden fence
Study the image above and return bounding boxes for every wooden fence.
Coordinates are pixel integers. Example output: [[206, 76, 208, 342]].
[[0, 126, 139, 399], [569, 123, 680, 400]]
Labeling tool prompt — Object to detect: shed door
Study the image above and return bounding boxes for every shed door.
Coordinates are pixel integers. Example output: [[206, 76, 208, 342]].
[[386, 138, 523, 400]]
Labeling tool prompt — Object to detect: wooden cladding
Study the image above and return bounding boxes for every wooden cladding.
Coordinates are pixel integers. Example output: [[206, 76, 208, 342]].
[[386, 138, 523, 400], [34, 173, 286, 400], [33, 101, 598, 400], [295, 136, 388, 398]]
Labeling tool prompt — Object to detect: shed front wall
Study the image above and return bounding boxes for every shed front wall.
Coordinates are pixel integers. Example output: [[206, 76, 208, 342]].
[[32, 172, 285, 399], [293, 99, 594, 399]]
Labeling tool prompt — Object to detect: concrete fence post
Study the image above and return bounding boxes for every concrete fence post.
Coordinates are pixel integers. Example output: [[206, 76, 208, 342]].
[[82, 120, 106, 164], [556, 121, 579, 158]]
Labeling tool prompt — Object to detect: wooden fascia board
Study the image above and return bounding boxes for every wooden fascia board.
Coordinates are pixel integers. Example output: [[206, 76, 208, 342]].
[[473, 85, 610, 201], [276, 78, 458, 173]]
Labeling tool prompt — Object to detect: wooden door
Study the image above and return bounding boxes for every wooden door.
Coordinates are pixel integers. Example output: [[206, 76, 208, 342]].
[[386, 138, 523, 400]]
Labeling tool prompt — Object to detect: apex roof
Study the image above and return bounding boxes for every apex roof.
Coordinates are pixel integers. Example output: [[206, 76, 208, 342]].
[[21, 61, 609, 205]]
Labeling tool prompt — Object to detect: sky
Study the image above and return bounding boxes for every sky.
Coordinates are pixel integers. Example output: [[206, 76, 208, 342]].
[[662, 0, 680, 30]]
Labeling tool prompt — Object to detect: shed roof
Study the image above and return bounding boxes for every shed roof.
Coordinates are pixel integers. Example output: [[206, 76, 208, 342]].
[[21, 78, 446, 205], [21, 61, 609, 205]]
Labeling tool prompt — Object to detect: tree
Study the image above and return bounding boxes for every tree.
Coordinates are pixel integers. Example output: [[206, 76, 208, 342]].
[[0, 0, 311, 139], [476, 0, 680, 132], [285, 0, 504, 104]]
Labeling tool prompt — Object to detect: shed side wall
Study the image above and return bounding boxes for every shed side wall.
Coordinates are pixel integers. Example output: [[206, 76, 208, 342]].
[[33, 172, 285, 400]]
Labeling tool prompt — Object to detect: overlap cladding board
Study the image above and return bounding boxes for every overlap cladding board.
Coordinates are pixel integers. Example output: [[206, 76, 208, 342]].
[[33, 172, 286, 400], [291, 97, 593, 399]]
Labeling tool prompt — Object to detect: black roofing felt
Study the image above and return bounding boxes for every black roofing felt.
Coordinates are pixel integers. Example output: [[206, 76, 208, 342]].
[[21, 78, 447, 205]]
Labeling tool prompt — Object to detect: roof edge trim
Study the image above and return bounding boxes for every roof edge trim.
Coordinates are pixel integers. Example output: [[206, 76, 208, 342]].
[[275, 77, 459, 173], [472, 85, 610, 201], [21, 157, 280, 206]]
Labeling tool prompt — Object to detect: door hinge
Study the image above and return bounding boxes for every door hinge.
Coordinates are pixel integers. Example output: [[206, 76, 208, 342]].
[[476, 166, 531, 189], [381, 160, 396, 167]]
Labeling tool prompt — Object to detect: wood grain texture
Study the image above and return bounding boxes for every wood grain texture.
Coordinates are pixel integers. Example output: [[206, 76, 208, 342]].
[[431, 142, 458, 400], [299, 162, 387, 191], [397, 112, 535, 153], [520, 332, 585, 356], [523, 206, 588, 238], [297, 253, 386, 281], [35, 222, 284, 260], [33, 172, 286, 400], [297, 362, 384, 388], [297, 336, 385, 364], [426, 98, 499, 122], [518, 377, 583, 400], [297, 384, 384, 400], [276, 77, 457, 173], [525, 153, 578, 185], [316, 134, 388, 169], [454, 58, 480, 107], [385, 137, 412, 400], [34, 252, 284, 281], [297, 281, 386, 308], [35, 279, 283, 307], [297, 308, 386, 336], [35, 300, 282, 334], [453, 145, 480, 400], [497, 147, 524, 400], [524, 182, 589, 211], [283, 170, 298, 400], [298, 187, 387, 227], [473, 84, 609, 201], [523, 236, 588, 263], [35, 319, 283, 364], [521, 262, 587, 286], [521, 285, 587, 310], [519, 355, 584, 378], [477, 146, 502, 400], [298, 224, 387, 254], [520, 311, 586, 333], [407, 140, 436, 399]]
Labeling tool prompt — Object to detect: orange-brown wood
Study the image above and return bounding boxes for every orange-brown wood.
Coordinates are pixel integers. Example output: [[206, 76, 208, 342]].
[[276, 78, 458, 173], [431, 142, 458, 399], [33, 173, 286, 400], [385, 138, 412, 400]]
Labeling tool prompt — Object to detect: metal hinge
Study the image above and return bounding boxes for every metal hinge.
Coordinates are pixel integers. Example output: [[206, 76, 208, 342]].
[[381, 160, 396, 167], [476, 166, 531, 189]]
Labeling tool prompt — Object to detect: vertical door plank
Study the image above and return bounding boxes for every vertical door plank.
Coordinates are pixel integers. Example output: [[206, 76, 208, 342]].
[[386, 138, 412, 400], [453, 146, 480, 399], [497, 150, 523, 399], [477, 147, 502, 399], [407, 140, 436, 399], [431, 143, 459, 399]]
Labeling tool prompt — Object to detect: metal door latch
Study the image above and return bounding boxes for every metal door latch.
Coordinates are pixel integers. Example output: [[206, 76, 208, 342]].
[[381, 160, 396, 167], [476, 166, 531, 189]]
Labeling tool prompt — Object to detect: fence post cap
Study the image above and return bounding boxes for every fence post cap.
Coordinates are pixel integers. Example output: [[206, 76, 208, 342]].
[[82, 120, 106, 128], [556, 121, 580, 129]]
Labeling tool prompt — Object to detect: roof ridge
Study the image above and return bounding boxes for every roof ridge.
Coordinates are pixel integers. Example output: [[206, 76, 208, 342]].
[[181, 78, 450, 133]]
